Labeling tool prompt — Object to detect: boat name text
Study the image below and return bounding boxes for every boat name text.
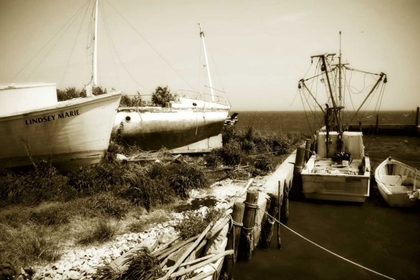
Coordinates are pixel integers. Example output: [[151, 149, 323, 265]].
[[25, 109, 80, 125]]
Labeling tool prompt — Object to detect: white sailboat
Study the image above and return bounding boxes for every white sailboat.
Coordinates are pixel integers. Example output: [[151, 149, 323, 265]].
[[299, 32, 387, 203], [0, 0, 122, 171], [112, 23, 230, 151]]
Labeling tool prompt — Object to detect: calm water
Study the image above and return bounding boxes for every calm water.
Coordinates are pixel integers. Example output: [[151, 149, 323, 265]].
[[233, 111, 420, 280]]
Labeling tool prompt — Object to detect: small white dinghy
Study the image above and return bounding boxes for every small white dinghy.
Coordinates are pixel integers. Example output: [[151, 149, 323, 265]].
[[374, 157, 420, 207]]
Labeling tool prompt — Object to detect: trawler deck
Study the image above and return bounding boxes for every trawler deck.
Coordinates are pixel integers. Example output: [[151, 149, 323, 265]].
[[310, 158, 363, 176]]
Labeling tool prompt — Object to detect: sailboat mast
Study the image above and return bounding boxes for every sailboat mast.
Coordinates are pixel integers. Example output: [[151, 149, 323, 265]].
[[93, 0, 99, 87], [198, 23, 215, 102]]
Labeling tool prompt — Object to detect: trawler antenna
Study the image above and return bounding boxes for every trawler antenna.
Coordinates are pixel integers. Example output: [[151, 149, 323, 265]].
[[338, 31, 342, 108]]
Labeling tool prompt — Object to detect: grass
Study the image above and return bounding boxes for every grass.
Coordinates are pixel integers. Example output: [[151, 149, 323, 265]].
[[0, 124, 304, 271]]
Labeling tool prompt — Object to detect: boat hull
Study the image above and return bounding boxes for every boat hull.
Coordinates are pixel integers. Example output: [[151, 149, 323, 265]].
[[301, 131, 371, 203], [301, 163, 370, 203], [374, 158, 419, 207], [0, 92, 121, 170], [112, 108, 229, 150]]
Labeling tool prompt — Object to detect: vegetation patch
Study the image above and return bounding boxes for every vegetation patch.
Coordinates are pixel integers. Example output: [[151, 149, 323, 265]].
[[76, 220, 117, 245], [0, 106, 304, 271], [175, 207, 224, 240]]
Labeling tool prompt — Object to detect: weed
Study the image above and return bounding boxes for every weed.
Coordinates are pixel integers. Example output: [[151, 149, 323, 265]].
[[175, 207, 224, 240], [0, 223, 61, 266], [122, 247, 164, 279], [175, 211, 206, 239], [76, 220, 117, 245], [29, 203, 71, 226], [85, 192, 131, 219]]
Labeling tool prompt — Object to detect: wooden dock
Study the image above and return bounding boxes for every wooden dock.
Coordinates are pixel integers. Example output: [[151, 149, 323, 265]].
[[347, 107, 420, 136]]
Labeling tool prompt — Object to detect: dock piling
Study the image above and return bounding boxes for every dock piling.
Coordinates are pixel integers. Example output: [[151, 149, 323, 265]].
[[239, 190, 259, 260], [277, 180, 282, 249]]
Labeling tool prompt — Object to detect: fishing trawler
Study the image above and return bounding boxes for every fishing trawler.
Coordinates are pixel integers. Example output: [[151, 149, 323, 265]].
[[298, 32, 387, 203]]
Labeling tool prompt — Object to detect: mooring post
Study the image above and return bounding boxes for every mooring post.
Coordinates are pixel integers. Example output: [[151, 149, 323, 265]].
[[304, 139, 311, 162], [375, 114, 379, 134], [291, 146, 305, 199], [261, 194, 277, 249], [359, 121, 362, 132], [416, 107, 419, 127], [239, 190, 259, 260], [223, 202, 245, 280], [277, 180, 282, 249]]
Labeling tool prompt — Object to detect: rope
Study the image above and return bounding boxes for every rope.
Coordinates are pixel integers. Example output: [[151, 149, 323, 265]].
[[260, 208, 396, 280], [12, 0, 90, 82], [99, 0, 150, 93], [104, 0, 194, 90]]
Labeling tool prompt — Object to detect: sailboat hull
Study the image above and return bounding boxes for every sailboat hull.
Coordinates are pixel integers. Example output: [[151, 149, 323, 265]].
[[0, 86, 121, 170], [112, 108, 229, 150]]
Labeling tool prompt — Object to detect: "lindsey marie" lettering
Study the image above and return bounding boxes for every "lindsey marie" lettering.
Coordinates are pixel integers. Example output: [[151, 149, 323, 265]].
[[25, 109, 80, 125]]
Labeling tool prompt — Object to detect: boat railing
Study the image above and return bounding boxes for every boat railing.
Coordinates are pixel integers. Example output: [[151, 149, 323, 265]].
[[175, 89, 230, 107]]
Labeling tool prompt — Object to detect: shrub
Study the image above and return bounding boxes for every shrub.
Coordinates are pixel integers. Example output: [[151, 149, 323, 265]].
[[119, 165, 175, 210], [216, 141, 242, 166], [266, 134, 291, 155], [254, 155, 273, 173], [119, 93, 145, 107], [222, 125, 237, 145], [67, 161, 125, 195], [168, 164, 207, 199], [0, 160, 70, 206], [204, 151, 219, 167], [240, 139, 255, 154]]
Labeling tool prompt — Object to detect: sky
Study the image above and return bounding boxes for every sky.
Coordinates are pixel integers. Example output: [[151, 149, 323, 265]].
[[0, 0, 419, 111]]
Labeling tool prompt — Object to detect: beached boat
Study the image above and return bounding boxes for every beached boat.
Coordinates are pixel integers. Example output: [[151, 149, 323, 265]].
[[0, 0, 122, 170], [374, 157, 419, 207], [0, 83, 121, 170], [112, 23, 230, 150], [299, 32, 387, 203]]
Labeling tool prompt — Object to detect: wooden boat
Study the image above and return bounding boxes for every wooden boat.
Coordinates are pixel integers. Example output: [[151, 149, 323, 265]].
[[299, 32, 387, 203], [112, 23, 230, 150], [0, 0, 122, 171], [0, 83, 121, 170], [374, 157, 420, 207]]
